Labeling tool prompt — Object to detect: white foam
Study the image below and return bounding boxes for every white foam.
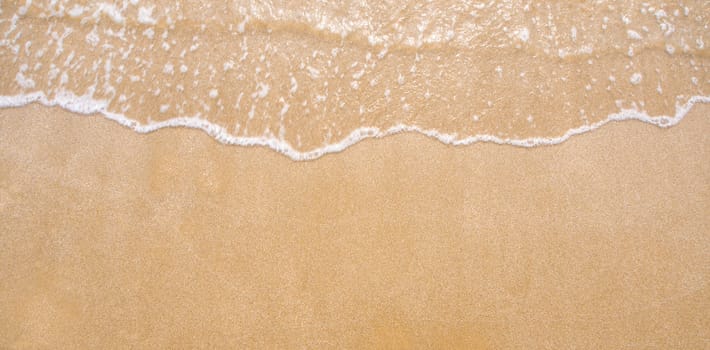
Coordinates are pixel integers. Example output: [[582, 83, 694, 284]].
[[15, 64, 35, 89], [67, 5, 85, 18], [252, 83, 270, 99], [142, 28, 154, 39], [514, 27, 529, 42], [137, 6, 157, 25], [17, 0, 33, 16], [626, 30, 642, 40], [279, 101, 290, 117], [665, 44, 675, 55], [289, 76, 298, 94], [306, 66, 320, 79], [85, 28, 100, 47], [352, 69, 365, 80], [1, 91, 706, 161], [94, 3, 125, 25]]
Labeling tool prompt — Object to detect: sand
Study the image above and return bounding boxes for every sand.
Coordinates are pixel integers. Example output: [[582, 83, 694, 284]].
[[0, 103, 708, 348]]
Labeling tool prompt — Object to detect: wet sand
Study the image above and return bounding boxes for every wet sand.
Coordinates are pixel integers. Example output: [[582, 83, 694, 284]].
[[0, 104, 708, 348], [2, 1, 707, 158]]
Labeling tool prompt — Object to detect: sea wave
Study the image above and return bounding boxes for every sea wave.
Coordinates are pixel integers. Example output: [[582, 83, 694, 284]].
[[1, 1, 708, 160]]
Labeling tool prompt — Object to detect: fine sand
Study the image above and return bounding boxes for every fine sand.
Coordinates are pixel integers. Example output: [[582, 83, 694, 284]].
[[0, 103, 708, 348], [2, 1, 707, 158]]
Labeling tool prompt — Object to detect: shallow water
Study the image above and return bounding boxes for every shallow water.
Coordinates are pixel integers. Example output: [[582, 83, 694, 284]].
[[0, 1, 708, 159]]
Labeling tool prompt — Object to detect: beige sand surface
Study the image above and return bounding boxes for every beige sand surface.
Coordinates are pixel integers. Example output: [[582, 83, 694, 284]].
[[0, 104, 709, 348]]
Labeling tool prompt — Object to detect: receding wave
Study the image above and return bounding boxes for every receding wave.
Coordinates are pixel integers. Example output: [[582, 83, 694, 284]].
[[1, 1, 708, 160]]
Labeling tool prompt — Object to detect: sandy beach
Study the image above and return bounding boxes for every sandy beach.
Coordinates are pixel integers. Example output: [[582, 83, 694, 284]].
[[0, 103, 708, 348], [1, 1, 708, 347]]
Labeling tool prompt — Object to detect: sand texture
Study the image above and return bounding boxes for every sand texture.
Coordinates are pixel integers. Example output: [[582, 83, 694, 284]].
[[0, 104, 708, 348]]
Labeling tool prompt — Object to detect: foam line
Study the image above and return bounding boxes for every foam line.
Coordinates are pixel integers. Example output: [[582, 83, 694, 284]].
[[1, 92, 708, 161]]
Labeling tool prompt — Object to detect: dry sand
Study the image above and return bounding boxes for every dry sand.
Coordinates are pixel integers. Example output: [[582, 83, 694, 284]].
[[0, 104, 709, 348]]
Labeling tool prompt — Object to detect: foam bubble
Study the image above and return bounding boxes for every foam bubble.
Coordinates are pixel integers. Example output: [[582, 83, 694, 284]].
[[626, 30, 642, 40], [138, 7, 157, 25]]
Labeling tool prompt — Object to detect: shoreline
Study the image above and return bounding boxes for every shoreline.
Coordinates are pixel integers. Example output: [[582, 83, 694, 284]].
[[1, 96, 708, 161]]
